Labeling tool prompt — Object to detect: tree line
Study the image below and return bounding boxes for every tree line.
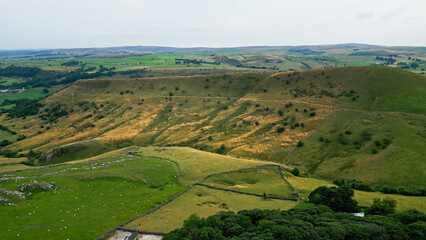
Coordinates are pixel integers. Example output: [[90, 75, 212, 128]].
[[165, 185, 425, 239], [333, 179, 426, 197]]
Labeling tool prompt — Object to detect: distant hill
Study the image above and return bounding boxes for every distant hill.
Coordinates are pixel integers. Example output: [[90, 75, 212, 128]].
[[1, 44, 425, 59], [1, 66, 425, 187]]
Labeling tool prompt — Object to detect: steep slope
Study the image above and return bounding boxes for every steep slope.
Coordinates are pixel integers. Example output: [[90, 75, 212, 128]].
[[1, 66, 425, 187]]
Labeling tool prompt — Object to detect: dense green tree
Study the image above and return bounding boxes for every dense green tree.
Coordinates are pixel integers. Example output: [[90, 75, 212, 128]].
[[164, 207, 426, 240], [292, 167, 300, 176], [308, 186, 359, 212]]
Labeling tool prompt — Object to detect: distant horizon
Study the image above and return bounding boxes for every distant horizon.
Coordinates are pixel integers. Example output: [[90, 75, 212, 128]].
[[1, 43, 425, 52]]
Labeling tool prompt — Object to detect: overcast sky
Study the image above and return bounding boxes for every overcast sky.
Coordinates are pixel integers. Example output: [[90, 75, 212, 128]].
[[0, 0, 425, 49]]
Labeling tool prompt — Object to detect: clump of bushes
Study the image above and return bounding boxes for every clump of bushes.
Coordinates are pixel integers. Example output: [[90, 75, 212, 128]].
[[365, 198, 396, 215], [216, 144, 226, 154]]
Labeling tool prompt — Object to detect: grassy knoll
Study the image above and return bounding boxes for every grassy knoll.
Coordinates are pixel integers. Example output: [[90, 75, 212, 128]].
[[202, 165, 294, 198], [282, 171, 426, 213], [0, 154, 185, 240], [124, 185, 298, 233]]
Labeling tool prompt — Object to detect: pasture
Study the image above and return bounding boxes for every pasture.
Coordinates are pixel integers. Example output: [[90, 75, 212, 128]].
[[124, 185, 298, 233], [202, 165, 295, 198], [0, 153, 184, 240]]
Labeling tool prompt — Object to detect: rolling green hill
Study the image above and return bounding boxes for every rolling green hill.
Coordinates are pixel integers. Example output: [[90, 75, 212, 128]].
[[1, 66, 425, 187]]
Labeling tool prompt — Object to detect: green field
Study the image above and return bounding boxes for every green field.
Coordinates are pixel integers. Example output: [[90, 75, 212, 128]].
[[0, 76, 23, 86], [0, 85, 66, 106], [137, 147, 273, 184], [0, 154, 185, 240], [124, 185, 298, 233], [202, 165, 295, 198]]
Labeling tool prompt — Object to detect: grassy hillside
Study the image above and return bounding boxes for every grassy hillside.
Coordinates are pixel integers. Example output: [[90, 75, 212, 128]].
[[286, 110, 426, 187], [1, 66, 425, 187]]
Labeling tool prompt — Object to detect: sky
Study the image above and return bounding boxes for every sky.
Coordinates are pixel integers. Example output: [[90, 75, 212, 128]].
[[0, 0, 425, 49]]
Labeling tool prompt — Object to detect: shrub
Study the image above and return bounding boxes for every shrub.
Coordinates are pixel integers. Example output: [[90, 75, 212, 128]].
[[361, 131, 372, 141], [292, 167, 300, 176], [338, 134, 350, 145], [276, 127, 285, 133], [278, 109, 284, 116], [0, 139, 12, 147], [365, 198, 396, 215], [297, 141, 304, 147], [216, 144, 226, 154]]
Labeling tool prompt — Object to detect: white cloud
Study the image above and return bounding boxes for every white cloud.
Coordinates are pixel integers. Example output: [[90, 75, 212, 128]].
[[356, 12, 375, 19], [381, 7, 405, 20]]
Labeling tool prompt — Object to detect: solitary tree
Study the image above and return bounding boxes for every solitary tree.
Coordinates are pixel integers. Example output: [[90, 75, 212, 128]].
[[292, 167, 300, 176]]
